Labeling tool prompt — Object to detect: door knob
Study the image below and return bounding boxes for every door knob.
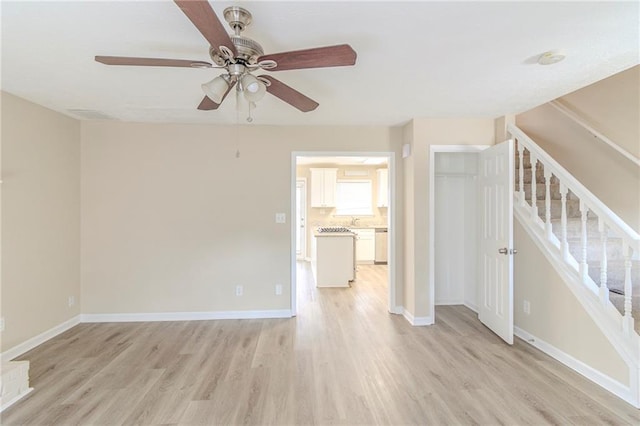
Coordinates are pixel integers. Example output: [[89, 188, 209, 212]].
[[498, 248, 508, 255]]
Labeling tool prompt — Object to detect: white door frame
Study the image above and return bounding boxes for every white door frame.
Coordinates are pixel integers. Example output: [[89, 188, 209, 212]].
[[291, 151, 398, 317], [295, 178, 307, 260], [428, 145, 490, 324]]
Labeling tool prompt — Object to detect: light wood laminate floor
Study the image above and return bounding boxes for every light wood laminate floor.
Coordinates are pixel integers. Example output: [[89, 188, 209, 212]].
[[3, 262, 639, 425]]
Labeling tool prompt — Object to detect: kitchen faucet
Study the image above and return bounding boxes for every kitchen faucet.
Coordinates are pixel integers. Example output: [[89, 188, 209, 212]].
[[351, 217, 360, 226]]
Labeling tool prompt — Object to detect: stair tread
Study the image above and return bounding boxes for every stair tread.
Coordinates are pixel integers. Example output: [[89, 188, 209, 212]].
[[515, 144, 639, 336]]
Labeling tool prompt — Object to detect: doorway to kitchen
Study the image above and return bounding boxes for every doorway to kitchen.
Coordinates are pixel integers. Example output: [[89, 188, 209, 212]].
[[296, 179, 307, 260], [291, 152, 397, 317]]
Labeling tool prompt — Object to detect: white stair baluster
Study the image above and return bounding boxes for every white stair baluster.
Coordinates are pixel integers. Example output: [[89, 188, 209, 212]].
[[544, 168, 552, 240], [518, 143, 525, 206], [622, 242, 635, 335], [560, 183, 569, 262], [530, 152, 538, 220], [598, 217, 609, 305], [579, 200, 589, 283]]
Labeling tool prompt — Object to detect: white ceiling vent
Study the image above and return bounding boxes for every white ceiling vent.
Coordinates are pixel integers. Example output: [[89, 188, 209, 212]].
[[67, 109, 116, 120]]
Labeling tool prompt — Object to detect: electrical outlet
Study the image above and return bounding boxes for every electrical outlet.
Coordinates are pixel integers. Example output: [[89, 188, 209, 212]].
[[236, 285, 243, 296], [68, 296, 75, 307], [0, 317, 5, 332], [275, 213, 286, 224], [523, 300, 531, 315], [275, 284, 283, 296]]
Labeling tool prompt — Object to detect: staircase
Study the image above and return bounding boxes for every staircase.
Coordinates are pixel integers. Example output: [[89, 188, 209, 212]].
[[517, 148, 640, 332], [508, 123, 640, 408]]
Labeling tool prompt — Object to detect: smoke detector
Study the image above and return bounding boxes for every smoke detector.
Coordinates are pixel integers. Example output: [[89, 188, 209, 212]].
[[538, 50, 566, 65]]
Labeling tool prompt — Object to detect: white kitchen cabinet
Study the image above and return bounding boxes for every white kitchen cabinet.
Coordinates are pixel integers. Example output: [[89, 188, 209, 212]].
[[377, 168, 389, 207], [310, 168, 338, 207], [353, 228, 375, 264]]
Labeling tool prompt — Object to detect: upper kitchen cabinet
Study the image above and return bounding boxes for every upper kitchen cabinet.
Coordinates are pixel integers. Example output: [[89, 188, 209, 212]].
[[377, 168, 389, 208], [310, 168, 338, 208]]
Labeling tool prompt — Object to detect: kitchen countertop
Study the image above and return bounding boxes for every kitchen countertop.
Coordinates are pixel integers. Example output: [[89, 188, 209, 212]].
[[314, 231, 356, 237], [319, 225, 387, 229]]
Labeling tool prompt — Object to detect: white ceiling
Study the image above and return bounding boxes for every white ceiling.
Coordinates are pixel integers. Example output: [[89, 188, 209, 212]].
[[1, 1, 638, 127]]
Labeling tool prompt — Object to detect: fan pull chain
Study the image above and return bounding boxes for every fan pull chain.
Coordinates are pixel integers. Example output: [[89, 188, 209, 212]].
[[235, 106, 241, 159], [247, 101, 253, 123]]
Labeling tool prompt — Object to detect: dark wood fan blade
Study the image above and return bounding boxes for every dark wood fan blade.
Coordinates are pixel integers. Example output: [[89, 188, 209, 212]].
[[197, 82, 236, 110], [258, 44, 356, 71], [174, 0, 236, 56], [95, 56, 212, 68], [197, 96, 218, 111], [259, 76, 318, 112]]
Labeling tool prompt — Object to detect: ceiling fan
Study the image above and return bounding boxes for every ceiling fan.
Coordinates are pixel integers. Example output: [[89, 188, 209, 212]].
[[95, 0, 357, 117]]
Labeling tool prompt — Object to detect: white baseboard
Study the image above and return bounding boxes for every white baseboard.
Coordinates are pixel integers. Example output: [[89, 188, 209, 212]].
[[464, 301, 478, 313], [515, 326, 638, 408], [81, 309, 293, 323], [1, 315, 81, 362], [435, 300, 464, 306], [403, 309, 433, 326], [2, 310, 293, 364], [389, 306, 404, 315], [0, 387, 33, 413]]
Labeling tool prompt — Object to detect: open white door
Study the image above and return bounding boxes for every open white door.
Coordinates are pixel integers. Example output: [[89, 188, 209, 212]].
[[478, 139, 514, 344]]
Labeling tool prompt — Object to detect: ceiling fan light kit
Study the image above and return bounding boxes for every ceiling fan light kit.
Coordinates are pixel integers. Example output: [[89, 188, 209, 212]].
[[241, 74, 267, 102], [95, 1, 357, 119], [201, 75, 230, 104]]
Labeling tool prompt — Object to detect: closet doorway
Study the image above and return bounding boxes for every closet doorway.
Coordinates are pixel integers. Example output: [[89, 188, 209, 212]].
[[430, 146, 488, 320]]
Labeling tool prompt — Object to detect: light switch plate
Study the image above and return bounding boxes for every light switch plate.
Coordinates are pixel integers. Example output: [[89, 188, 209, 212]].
[[402, 143, 411, 158], [275, 213, 286, 224]]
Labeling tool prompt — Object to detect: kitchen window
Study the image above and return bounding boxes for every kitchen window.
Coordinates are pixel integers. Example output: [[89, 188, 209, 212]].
[[335, 180, 373, 215]]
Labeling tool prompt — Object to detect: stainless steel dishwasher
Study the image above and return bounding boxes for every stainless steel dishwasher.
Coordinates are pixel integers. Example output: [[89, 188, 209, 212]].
[[374, 228, 388, 264]]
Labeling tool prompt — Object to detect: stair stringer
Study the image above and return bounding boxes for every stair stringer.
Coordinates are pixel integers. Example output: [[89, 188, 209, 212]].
[[515, 199, 640, 408]]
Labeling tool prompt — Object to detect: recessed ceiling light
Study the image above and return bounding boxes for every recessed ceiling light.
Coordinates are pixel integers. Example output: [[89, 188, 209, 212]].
[[537, 50, 566, 65]]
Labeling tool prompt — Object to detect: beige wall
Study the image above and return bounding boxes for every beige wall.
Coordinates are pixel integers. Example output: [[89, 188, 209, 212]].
[[403, 118, 496, 318], [1, 92, 81, 352], [296, 164, 388, 259], [514, 220, 628, 385], [81, 122, 403, 314], [559, 65, 639, 159], [517, 66, 640, 231]]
